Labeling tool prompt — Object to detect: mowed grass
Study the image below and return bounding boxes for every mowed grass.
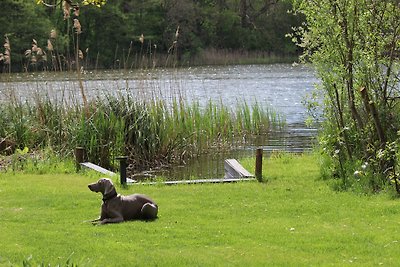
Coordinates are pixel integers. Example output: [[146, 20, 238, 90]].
[[0, 153, 399, 266]]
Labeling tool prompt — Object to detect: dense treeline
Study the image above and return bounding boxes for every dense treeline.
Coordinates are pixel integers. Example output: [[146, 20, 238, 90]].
[[0, 0, 303, 71]]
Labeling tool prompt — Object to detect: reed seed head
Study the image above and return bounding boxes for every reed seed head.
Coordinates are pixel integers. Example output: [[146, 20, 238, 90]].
[[74, 6, 80, 17], [3, 36, 11, 64], [32, 40, 38, 52], [4, 36, 10, 50], [50, 29, 57, 39], [25, 49, 32, 57], [37, 47, 44, 56], [63, 0, 71, 20], [73, 19, 82, 34], [4, 55, 10, 64], [47, 39, 53, 51]]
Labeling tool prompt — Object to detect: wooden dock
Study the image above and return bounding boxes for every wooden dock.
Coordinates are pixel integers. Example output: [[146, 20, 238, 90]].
[[80, 158, 257, 185], [129, 177, 256, 185]]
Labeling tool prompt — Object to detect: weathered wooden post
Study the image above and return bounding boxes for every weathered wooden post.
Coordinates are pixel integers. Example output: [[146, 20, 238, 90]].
[[255, 148, 263, 182], [116, 156, 128, 185], [74, 147, 85, 172]]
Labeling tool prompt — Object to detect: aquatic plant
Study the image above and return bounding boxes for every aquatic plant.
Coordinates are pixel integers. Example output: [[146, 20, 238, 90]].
[[0, 90, 282, 172]]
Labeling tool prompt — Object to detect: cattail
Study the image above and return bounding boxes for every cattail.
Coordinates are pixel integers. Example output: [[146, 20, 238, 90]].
[[139, 34, 144, 44], [47, 39, 53, 51], [73, 19, 82, 34], [50, 29, 57, 39], [63, 0, 71, 20]]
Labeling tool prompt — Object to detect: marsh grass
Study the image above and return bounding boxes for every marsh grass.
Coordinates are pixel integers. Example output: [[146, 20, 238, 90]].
[[0, 88, 281, 172], [189, 48, 298, 66], [1, 154, 399, 266]]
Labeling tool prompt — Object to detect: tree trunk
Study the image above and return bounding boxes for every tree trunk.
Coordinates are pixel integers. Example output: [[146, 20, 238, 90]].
[[240, 0, 249, 28], [360, 87, 386, 146]]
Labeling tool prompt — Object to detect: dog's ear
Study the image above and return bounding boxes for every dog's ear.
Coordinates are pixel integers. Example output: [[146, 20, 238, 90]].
[[102, 178, 115, 195]]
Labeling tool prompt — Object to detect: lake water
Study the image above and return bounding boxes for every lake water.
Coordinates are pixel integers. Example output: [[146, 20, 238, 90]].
[[0, 64, 320, 179], [0, 64, 317, 125]]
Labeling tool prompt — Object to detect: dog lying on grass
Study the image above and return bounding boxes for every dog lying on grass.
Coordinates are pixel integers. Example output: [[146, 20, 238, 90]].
[[88, 178, 158, 225]]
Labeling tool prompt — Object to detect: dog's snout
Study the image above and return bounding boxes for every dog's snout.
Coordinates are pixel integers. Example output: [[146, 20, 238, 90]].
[[88, 184, 95, 191]]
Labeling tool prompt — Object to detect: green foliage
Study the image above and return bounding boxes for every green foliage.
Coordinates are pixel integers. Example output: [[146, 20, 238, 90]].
[[292, 0, 400, 193], [82, 0, 107, 6], [7, 148, 76, 174]]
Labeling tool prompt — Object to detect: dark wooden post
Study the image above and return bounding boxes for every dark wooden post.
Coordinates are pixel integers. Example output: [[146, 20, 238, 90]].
[[74, 147, 85, 172], [116, 156, 128, 185], [255, 148, 263, 182]]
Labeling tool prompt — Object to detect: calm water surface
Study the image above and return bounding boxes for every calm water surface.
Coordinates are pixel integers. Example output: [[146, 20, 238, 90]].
[[0, 64, 317, 125], [0, 64, 320, 179]]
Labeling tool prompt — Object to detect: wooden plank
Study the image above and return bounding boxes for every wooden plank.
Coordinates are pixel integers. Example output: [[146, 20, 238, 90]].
[[127, 178, 137, 183], [129, 177, 256, 185], [224, 159, 254, 178], [80, 162, 116, 176]]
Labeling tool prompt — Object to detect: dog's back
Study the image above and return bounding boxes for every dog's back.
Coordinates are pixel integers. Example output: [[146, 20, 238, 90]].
[[119, 194, 158, 220]]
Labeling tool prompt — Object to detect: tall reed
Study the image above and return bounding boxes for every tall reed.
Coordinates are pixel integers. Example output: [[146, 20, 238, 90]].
[[0, 91, 282, 172]]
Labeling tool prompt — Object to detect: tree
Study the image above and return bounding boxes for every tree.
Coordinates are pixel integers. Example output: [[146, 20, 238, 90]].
[[292, 0, 400, 192], [14, 0, 304, 70]]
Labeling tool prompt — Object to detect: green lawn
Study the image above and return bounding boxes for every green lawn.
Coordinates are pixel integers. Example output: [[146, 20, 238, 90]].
[[0, 153, 399, 266]]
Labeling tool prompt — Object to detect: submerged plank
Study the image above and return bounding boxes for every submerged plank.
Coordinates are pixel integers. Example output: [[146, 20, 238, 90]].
[[80, 162, 116, 176], [129, 177, 256, 185], [224, 159, 254, 178]]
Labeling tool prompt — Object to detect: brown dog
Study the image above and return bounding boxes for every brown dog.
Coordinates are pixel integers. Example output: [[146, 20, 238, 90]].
[[88, 178, 158, 225]]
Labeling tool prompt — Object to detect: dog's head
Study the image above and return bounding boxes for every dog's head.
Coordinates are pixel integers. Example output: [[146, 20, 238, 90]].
[[88, 178, 116, 196]]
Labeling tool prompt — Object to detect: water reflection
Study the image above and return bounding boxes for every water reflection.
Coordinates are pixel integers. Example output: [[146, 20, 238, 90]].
[[148, 124, 318, 181]]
